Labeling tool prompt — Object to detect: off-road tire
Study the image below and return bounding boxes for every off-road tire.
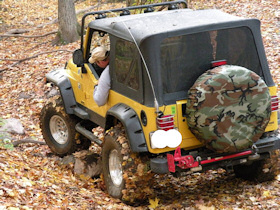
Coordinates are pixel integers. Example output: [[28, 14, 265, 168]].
[[102, 123, 154, 204], [40, 95, 90, 156], [233, 150, 280, 182]]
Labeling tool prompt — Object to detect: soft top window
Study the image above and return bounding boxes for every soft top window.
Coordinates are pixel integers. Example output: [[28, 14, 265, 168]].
[[115, 39, 139, 91], [160, 27, 262, 94], [112, 37, 143, 104]]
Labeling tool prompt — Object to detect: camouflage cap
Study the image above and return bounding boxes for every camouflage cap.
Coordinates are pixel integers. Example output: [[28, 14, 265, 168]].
[[186, 65, 271, 153]]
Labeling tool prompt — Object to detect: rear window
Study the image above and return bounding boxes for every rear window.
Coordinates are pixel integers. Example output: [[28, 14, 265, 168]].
[[160, 27, 262, 94]]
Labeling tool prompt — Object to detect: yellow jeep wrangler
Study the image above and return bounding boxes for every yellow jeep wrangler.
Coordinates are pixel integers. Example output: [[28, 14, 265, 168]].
[[40, 0, 280, 202]]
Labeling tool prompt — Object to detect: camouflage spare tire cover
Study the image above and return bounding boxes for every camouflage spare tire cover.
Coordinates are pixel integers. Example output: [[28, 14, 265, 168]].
[[186, 65, 271, 153]]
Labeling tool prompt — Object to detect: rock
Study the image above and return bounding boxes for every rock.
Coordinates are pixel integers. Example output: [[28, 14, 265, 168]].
[[61, 155, 75, 165], [59, 150, 102, 178], [0, 130, 10, 139], [18, 92, 31, 99], [74, 151, 102, 178], [85, 154, 102, 177], [0, 118, 25, 134], [74, 158, 85, 175], [70, 150, 102, 177]]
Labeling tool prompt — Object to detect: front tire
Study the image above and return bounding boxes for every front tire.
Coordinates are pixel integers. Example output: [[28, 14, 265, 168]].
[[234, 150, 280, 182], [40, 96, 90, 156]]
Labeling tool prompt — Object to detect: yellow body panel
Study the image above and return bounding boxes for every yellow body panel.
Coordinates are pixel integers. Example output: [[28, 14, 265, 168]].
[[67, 59, 278, 154], [265, 86, 279, 131]]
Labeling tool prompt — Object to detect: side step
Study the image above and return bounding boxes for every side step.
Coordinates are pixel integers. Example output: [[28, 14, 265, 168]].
[[73, 107, 89, 120], [75, 122, 102, 146]]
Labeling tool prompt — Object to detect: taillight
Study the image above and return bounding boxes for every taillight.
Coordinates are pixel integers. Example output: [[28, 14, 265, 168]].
[[157, 115, 174, 131], [152, 115, 182, 149], [271, 95, 279, 112]]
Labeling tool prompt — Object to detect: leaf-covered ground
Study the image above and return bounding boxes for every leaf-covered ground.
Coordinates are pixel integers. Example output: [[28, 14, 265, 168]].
[[0, 0, 279, 209]]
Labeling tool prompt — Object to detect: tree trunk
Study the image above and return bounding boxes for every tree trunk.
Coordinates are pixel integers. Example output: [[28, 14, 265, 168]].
[[56, 0, 80, 44]]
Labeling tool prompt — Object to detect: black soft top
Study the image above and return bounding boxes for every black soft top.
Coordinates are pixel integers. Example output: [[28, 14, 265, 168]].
[[87, 6, 273, 106], [88, 9, 259, 44]]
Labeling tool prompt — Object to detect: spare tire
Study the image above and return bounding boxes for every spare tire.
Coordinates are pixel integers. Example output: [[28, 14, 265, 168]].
[[186, 65, 271, 153]]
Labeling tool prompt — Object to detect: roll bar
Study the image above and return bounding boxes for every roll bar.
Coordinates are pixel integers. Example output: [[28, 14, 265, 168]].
[[80, 0, 187, 50]]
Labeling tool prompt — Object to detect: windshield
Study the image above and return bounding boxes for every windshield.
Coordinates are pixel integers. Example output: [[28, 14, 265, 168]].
[[160, 27, 262, 94]]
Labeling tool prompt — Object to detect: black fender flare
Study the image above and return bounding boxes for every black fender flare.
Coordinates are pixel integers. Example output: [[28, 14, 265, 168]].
[[46, 69, 77, 115], [106, 103, 148, 153]]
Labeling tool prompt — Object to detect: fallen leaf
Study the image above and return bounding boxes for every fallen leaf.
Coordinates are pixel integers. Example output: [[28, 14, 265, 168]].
[[149, 197, 160, 209]]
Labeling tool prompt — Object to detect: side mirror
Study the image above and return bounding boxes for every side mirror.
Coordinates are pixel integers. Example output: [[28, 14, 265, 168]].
[[73, 49, 84, 67]]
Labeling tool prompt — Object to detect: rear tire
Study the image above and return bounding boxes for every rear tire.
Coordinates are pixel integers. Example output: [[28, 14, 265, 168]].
[[40, 96, 90, 156], [234, 150, 280, 182], [102, 123, 154, 203], [102, 133, 124, 198]]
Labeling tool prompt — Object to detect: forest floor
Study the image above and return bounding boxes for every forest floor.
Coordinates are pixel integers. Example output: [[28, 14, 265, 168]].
[[0, 0, 279, 209]]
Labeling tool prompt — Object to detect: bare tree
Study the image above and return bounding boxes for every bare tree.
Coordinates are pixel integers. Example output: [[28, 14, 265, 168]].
[[55, 0, 80, 44]]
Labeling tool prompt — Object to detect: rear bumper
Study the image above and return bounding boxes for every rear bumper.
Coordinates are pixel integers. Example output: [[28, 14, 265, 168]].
[[150, 134, 280, 174], [254, 134, 280, 153]]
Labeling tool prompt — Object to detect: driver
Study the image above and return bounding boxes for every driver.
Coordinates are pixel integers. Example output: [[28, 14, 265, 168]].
[[89, 46, 110, 106]]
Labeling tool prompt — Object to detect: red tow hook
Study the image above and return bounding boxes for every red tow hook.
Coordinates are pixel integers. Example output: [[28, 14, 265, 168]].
[[167, 147, 253, 173], [167, 147, 199, 172]]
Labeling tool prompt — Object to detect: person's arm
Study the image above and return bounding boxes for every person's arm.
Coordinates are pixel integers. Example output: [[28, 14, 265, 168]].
[[93, 66, 110, 106]]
